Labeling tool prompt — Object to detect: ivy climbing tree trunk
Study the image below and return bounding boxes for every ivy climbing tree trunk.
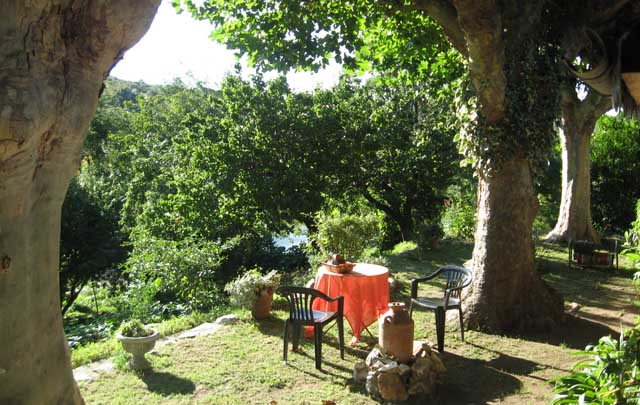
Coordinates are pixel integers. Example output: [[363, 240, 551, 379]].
[[546, 83, 611, 243], [0, 2, 159, 404], [445, 0, 565, 331]]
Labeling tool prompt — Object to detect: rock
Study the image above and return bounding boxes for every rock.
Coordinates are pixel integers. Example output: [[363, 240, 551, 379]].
[[398, 363, 412, 378], [178, 323, 222, 339], [377, 372, 409, 402], [413, 341, 434, 357], [378, 361, 399, 373], [428, 351, 446, 374], [215, 314, 239, 325], [353, 362, 368, 382], [567, 302, 581, 315], [412, 357, 432, 376], [364, 344, 445, 401], [365, 373, 380, 399], [388, 277, 400, 291], [408, 373, 434, 396], [365, 346, 384, 367]]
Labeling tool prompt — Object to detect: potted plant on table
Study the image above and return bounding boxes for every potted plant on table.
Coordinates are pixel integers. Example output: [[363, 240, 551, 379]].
[[116, 319, 160, 370], [225, 268, 281, 320]]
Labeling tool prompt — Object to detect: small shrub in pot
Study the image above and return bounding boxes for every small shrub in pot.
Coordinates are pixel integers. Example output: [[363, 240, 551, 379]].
[[116, 319, 160, 370]]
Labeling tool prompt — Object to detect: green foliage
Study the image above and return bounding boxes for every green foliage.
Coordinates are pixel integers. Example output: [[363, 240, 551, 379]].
[[441, 180, 477, 240], [621, 200, 640, 269], [552, 326, 640, 404], [224, 269, 280, 308], [71, 310, 225, 368], [328, 75, 462, 243], [390, 241, 419, 257], [313, 210, 382, 262], [122, 234, 224, 321], [60, 178, 127, 315], [534, 194, 560, 237], [71, 337, 121, 368], [118, 319, 153, 338], [175, 0, 456, 81], [591, 114, 640, 231]]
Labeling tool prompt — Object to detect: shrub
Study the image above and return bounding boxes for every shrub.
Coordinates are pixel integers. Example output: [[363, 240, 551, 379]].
[[224, 268, 280, 308], [313, 210, 382, 261], [415, 223, 444, 247], [552, 326, 640, 404], [60, 179, 127, 315], [533, 193, 560, 237], [118, 319, 153, 338], [591, 114, 640, 232], [621, 200, 640, 269], [441, 181, 476, 240], [122, 233, 224, 321], [218, 234, 309, 283]]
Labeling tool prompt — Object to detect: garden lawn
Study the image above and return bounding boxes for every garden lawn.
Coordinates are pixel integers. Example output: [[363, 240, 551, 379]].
[[78, 241, 639, 404]]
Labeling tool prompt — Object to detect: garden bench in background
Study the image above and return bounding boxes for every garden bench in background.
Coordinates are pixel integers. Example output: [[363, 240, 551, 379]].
[[568, 238, 621, 269]]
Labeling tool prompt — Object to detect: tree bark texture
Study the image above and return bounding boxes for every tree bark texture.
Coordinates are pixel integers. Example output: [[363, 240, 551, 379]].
[[432, 0, 567, 330], [465, 159, 564, 330], [546, 86, 611, 243], [0, 2, 159, 404]]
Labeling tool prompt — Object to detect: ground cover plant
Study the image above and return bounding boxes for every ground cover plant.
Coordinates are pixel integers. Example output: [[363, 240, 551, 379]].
[[77, 241, 639, 404]]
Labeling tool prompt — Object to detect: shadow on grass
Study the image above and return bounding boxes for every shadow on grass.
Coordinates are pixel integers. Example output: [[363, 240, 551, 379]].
[[427, 351, 524, 405], [139, 371, 196, 396], [509, 314, 618, 350]]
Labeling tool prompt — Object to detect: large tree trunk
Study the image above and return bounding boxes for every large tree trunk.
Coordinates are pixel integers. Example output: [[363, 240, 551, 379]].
[[464, 159, 563, 330], [445, 0, 566, 331], [0, 2, 159, 404], [546, 84, 611, 243]]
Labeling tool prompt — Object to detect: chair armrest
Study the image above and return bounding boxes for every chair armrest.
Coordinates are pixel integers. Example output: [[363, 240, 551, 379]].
[[411, 271, 440, 298], [321, 294, 344, 315], [315, 289, 343, 305]]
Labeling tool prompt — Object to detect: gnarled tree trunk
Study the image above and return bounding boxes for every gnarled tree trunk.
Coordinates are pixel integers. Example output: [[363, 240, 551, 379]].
[[445, 0, 566, 331], [464, 159, 563, 330], [546, 83, 611, 243], [0, 2, 159, 404]]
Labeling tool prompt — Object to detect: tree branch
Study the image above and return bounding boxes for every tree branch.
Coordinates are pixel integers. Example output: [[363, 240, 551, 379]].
[[412, 0, 468, 57], [589, 0, 634, 25], [359, 187, 394, 217], [451, 0, 506, 123], [580, 88, 612, 121]]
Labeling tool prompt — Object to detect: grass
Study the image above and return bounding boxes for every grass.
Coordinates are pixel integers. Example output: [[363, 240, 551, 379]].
[[72, 310, 226, 368], [77, 239, 639, 403]]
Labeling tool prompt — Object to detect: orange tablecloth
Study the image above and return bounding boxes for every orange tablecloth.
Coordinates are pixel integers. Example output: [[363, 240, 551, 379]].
[[311, 263, 389, 340]]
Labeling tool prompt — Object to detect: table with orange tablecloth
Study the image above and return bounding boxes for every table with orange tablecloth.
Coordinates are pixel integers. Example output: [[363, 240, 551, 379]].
[[310, 263, 389, 342]]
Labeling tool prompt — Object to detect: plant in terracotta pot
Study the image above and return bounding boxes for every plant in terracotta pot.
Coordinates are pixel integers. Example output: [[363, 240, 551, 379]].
[[225, 268, 281, 320], [116, 319, 160, 370], [417, 223, 444, 251]]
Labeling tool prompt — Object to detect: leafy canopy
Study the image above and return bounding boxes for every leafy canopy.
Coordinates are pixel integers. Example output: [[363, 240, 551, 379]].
[[173, 0, 460, 82]]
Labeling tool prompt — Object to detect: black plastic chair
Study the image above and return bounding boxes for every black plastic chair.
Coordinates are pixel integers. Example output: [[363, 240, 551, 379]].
[[409, 265, 473, 352], [276, 286, 344, 370]]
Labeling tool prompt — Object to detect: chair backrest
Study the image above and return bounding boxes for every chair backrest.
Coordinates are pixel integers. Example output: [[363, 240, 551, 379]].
[[438, 265, 473, 300], [276, 286, 330, 322]]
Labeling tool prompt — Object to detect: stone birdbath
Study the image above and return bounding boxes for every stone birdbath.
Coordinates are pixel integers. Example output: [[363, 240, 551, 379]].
[[116, 320, 160, 370]]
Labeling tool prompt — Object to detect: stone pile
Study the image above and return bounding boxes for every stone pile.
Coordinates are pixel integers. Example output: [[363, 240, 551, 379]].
[[353, 342, 446, 402]]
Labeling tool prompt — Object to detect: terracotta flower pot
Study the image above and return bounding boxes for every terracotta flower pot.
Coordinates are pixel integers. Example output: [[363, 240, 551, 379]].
[[116, 329, 160, 370], [251, 288, 274, 320]]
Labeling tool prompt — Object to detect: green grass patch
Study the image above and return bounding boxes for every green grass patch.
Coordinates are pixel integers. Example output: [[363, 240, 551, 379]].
[[77, 240, 638, 404], [72, 309, 227, 368]]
